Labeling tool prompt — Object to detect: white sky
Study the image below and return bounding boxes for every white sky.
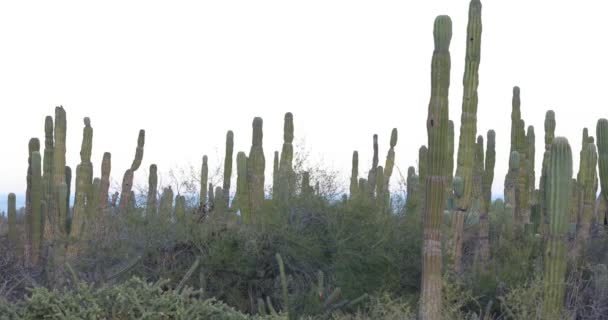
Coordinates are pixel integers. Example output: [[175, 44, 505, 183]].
[[1, 0, 607, 204]]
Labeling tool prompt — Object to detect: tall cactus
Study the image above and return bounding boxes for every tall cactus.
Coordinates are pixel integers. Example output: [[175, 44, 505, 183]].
[[476, 130, 495, 268], [99, 152, 111, 212], [575, 139, 597, 253], [272, 151, 279, 199], [52, 107, 67, 238], [277, 112, 295, 204], [222, 131, 234, 209], [452, 0, 482, 274], [375, 166, 386, 213], [235, 152, 250, 221], [29, 151, 43, 265], [542, 137, 572, 319], [119, 130, 145, 212], [505, 151, 520, 225], [200, 155, 208, 206], [418, 145, 428, 213], [7, 193, 18, 250], [72, 118, 93, 243], [383, 129, 398, 210], [147, 164, 158, 216], [446, 120, 455, 200], [540, 111, 556, 235], [405, 167, 419, 214], [420, 15, 452, 320], [350, 151, 359, 199], [159, 187, 174, 220], [42, 116, 54, 239], [596, 119, 608, 225], [247, 117, 265, 221], [367, 134, 379, 199], [175, 195, 186, 223], [26, 137, 40, 262]]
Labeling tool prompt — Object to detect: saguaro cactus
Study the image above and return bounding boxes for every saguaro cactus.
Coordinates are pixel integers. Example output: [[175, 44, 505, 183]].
[[596, 119, 608, 225], [452, 0, 482, 274], [72, 118, 93, 242], [175, 195, 186, 222], [99, 152, 111, 212], [367, 134, 379, 199], [29, 151, 43, 265], [476, 130, 495, 267], [542, 137, 572, 319], [272, 151, 279, 199], [247, 117, 265, 221], [119, 130, 145, 212], [7, 193, 18, 250], [42, 116, 54, 239], [147, 164, 158, 216], [420, 15, 452, 320], [350, 151, 359, 199], [383, 129, 398, 209], [235, 152, 250, 221], [200, 155, 208, 206], [575, 139, 597, 253], [26, 138, 40, 261], [53, 107, 67, 233], [159, 187, 174, 220], [222, 131, 234, 209]]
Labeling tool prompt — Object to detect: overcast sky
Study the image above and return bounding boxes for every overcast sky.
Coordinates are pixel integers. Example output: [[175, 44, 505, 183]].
[[1, 0, 606, 206]]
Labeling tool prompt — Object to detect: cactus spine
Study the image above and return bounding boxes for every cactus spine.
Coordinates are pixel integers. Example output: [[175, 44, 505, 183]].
[[247, 117, 265, 221], [119, 130, 145, 212], [476, 130, 495, 267], [542, 137, 572, 319], [222, 131, 234, 209], [420, 15, 452, 320], [147, 164, 158, 215]]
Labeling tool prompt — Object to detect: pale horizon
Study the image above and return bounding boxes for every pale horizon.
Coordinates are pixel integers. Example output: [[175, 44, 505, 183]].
[[1, 0, 607, 207]]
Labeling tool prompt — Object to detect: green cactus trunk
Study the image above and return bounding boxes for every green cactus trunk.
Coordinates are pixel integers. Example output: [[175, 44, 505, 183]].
[[159, 187, 174, 221], [505, 151, 520, 227], [540, 111, 556, 236], [375, 166, 386, 213], [476, 130, 495, 268], [247, 117, 265, 222], [272, 151, 279, 200], [382, 129, 398, 212], [418, 145, 428, 215], [277, 113, 295, 205], [452, 0, 482, 274], [119, 130, 145, 212], [596, 118, 608, 225], [26, 138, 40, 265], [350, 151, 359, 200], [575, 139, 597, 254], [7, 193, 18, 251], [71, 118, 93, 248], [420, 15, 452, 320], [147, 164, 158, 216], [235, 152, 250, 222], [222, 131, 234, 209], [99, 152, 111, 213], [29, 151, 43, 266], [367, 134, 379, 200], [542, 137, 572, 320], [200, 155, 209, 207], [175, 195, 186, 223], [527, 126, 536, 224], [42, 116, 54, 241], [405, 166, 419, 214], [52, 107, 68, 241]]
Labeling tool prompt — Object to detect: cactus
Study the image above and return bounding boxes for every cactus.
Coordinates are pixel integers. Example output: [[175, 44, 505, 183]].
[[159, 187, 174, 220], [65, 166, 72, 214], [72, 118, 93, 244], [99, 152, 111, 212], [26, 138, 40, 261], [405, 166, 419, 213], [222, 131, 234, 209], [175, 195, 186, 222], [527, 125, 536, 208], [575, 139, 597, 253], [504, 151, 520, 224], [446, 120, 455, 200], [147, 164, 158, 216], [7, 193, 18, 250], [200, 155, 208, 206], [350, 151, 359, 199], [42, 116, 54, 240], [420, 15, 452, 320], [508, 88, 530, 227], [476, 130, 495, 268], [208, 183, 215, 208], [540, 111, 556, 236], [382, 129, 398, 210], [596, 118, 608, 224], [367, 134, 379, 199], [473, 135, 484, 206], [375, 166, 386, 213], [418, 145, 429, 213], [119, 130, 145, 212], [358, 178, 368, 205], [542, 137, 572, 319], [247, 117, 265, 221], [272, 151, 279, 200], [235, 152, 249, 221], [277, 112, 295, 204], [29, 151, 43, 265], [301, 172, 312, 197], [451, 0, 482, 274]]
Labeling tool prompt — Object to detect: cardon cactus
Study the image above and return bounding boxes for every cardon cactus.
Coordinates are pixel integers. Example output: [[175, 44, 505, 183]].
[[42, 116, 54, 239], [277, 112, 295, 204], [72, 118, 93, 244], [200, 155, 208, 206], [542, 137, 572, 319], [29, 151, 43, 265], [405, 166, 419, 213], [272, 151, 279, 199], [99, 152, 111, 213], [375, 166, 386, 213], [222, 131, 234, 209], [540, 110, 556, 235], [596, 119, 608, 224], [159, 187, 174, 220], [382, 129, 398, 210], [504, 151, 520, 224], [235, 152, 249, 221], [247, 117, 265, 221], [7, 193, 18, 250], [575, 140, 597, 252], [452, 0, 482, 274], [476, 130, 495, 267], [175, 195, 186, 222], [446, 120, 455, 200], [418, 145, 429, 213], [420, 15, 452, 320], [147, 164, 158, 216], [350, 151, 359, 199], [26, 137, 40, 249], [367, 134, 379, 199], [119, 130, 145, 212]]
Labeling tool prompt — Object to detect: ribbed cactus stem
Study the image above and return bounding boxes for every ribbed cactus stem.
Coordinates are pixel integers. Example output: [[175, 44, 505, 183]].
[[247, 117, 265, 221], [147, 164, 158, 215], [222, 131, 234, 208], [272, 151, 279, 200], [175, 195, 186, 222], [235, 152, 249, 222], [596, 119, 608, 224], [200, 155, 208, 206], [72, 118, 93, 243], [278, 112, 295, 204], [367, 134, 379, 199], [119, 130, 145, 212], [99, 152, 111, 212], [7, 193, 18, 250], [383, 129, 398, 210], [406, 166, 419, 213], [26, 138, 40, 260], [420, 15, 452, 320], [350, 151, 359, 199], [505, 151, 520, 224], [42, 116, 54, 239], [527, 125, 536, 214], [301, 172, 312, 197], [540, 111, 556, 236], [159, 187, 174, 220], [375, 166, 386, 213], [29, 151, 43, 265], [542, 137, 572, 319], [446, 120, 455, 198], [208, 183, 215, 208], [473, 135, 484, 202], [575, 140, 597, 253], [476, 130, 495, 268]]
